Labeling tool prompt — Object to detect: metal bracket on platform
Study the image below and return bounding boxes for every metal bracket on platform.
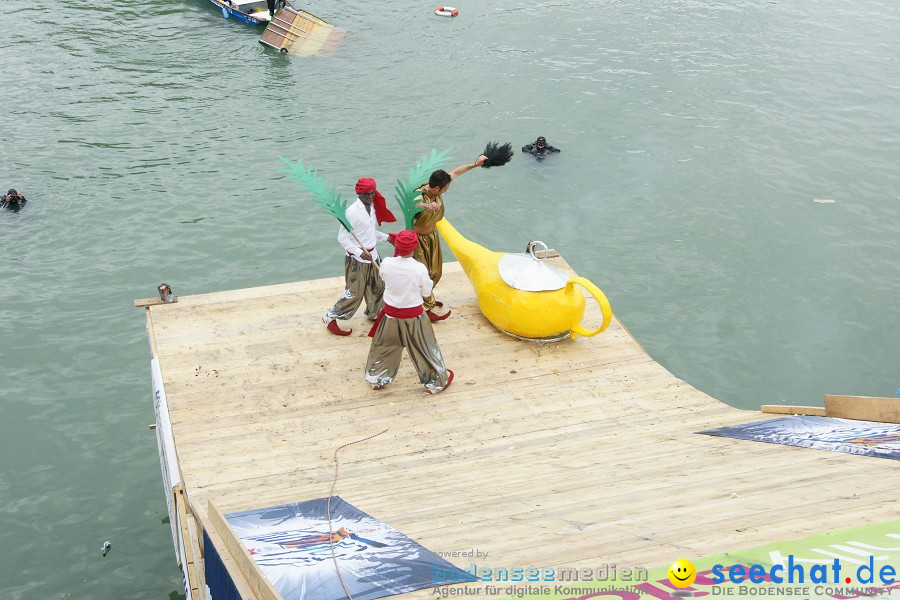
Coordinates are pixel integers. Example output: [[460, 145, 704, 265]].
[[134, 283, 179, 307]]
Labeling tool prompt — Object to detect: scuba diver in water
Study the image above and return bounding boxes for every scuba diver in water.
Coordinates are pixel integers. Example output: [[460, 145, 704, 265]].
[[1, 189, 27, 212], [522, 136, 560, 159]]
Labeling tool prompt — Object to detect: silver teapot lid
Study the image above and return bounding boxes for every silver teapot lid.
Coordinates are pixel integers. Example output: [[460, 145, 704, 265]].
[[498, 241, 569, 291]]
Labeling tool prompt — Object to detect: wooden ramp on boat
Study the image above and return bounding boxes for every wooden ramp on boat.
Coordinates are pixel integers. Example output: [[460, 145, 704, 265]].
[[135, 255, 899, 600], [258, 5, 342, 56]]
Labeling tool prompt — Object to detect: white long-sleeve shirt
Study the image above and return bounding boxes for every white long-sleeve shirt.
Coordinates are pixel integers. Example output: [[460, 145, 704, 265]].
[[338, 198, 389, 263], [379, 256, 434, 309]]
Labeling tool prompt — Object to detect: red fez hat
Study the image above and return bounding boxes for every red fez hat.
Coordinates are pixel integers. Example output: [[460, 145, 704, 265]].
[[393, 230, 419, 256], [355, 177, 396, 225], [355, 178, 377, 194]]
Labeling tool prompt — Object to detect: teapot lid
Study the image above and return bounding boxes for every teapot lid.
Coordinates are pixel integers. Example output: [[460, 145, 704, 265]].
[[498, 241, 569, 291]]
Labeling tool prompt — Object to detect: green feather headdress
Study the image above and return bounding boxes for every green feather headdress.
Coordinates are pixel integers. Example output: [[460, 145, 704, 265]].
[[393, 148, 452, 229], [278, 157, 352, 232]]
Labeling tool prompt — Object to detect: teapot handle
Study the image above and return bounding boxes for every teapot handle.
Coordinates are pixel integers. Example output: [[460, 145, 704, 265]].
[[565, 276, 613, 339]]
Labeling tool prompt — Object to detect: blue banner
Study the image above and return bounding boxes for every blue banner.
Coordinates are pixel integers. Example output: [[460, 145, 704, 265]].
[[225, 496, 474, 600], [700, 416, 900, 460]]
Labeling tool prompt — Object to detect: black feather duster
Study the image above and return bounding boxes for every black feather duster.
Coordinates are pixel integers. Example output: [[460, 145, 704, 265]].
[[481, 141, 514, 168]]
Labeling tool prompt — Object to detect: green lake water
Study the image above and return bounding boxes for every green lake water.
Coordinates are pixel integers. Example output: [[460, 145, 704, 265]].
[[1, 0, 898, 597]]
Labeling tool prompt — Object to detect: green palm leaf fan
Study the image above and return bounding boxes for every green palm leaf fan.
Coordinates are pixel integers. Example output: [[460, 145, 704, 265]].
[[278, 157, 352, 232], [393, 148, 453, 229]]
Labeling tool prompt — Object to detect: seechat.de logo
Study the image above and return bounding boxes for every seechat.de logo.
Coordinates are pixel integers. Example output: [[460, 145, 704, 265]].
[[710, 556, 896, 585]]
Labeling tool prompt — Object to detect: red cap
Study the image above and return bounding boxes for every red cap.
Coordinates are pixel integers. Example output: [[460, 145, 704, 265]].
[[355, 178, 395, 224], [393, 230, 419, 256], [355, 178, 377, 194]]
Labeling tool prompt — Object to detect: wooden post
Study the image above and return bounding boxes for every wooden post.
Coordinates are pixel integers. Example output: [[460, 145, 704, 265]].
[[824, 395, 900, 424], [207, 500, 284, 600], [174, 485, 204, 600], [760, 405, 827, 416], [193, 507, 258, 599]]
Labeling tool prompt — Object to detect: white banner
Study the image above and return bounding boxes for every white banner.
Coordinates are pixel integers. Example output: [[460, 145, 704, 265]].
[[151, 356, 190, 597]]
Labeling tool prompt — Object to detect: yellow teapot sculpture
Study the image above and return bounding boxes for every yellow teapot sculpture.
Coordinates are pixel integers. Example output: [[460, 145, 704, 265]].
[[436, 218, 612, 341]]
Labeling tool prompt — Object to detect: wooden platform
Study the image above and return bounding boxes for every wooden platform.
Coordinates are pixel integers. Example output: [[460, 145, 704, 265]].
[[139, 256, 899, 599]]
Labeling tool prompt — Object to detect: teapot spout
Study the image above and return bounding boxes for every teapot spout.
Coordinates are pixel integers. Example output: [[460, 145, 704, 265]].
[[436, 218, 504, 278]]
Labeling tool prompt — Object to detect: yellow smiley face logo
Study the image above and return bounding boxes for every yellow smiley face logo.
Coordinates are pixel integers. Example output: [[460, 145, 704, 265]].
[[667, 558, 697, 588]]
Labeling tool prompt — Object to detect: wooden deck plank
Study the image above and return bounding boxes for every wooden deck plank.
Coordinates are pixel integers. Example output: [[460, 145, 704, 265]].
[[166, 364, 684, 442], [201, 443, 840, 520], [168, 391, 739, 481], [143, 258, 899, 599]]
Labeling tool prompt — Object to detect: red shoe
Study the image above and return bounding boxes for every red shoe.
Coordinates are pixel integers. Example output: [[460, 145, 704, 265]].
[[429, 369, 454, 394], [427, 309, 451, 322], [324, 317, 352, 336], [434, 300, 444, 308]]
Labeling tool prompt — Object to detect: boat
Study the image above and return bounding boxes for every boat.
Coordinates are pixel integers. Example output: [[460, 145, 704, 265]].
[[206, 0, 275, 25]]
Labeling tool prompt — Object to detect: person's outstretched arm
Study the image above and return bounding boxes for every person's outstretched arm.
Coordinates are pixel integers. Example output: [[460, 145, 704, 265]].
[[449, 155, 488, 179]]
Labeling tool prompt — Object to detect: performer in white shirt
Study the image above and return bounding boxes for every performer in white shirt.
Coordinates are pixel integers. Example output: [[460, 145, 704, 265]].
[[365, 230, 454, 394], [323, 177, 394, 335]]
